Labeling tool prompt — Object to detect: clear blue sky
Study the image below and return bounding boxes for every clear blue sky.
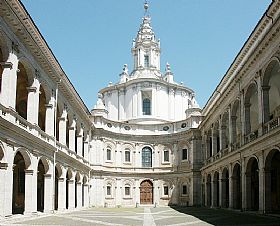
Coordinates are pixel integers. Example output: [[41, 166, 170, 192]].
[[21, 0, 271, 109]]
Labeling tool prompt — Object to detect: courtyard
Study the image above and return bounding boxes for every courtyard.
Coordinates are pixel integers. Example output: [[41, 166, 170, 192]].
[[1, 207, 279, 226]]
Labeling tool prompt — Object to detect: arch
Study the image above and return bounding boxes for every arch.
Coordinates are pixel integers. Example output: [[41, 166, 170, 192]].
[[142, 146, 152, 167], [12, 152, 26, 214], [232, 162, 241, 209], [38, 85, 46, 131], [140, 180, 153, 204], [221, 167, 229, 208], [245, 157, 259, 210], [206, 174, 212, 207], [14, 148, 32, 169], [37, 159, 46, 212], [264, 149, 280, 212], [262, 59, 280, 123], [244, 83, 259, 135]]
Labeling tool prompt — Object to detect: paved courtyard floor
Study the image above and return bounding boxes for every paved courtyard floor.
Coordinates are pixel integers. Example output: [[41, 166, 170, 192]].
[[1, 207, 279, 226]]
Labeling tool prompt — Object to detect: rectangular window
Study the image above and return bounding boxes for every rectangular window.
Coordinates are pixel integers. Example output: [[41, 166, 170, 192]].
[[164, 150, 169, 162], [164, 186, 169, 196], [125, 150, 130, 162], [182, 149, 188, 160], [144, 55, 149, 68], [125, 186, 130, 196], [182, 185, 187, 195], [107, 149, 111, 161], [106, 186, 111, 196]]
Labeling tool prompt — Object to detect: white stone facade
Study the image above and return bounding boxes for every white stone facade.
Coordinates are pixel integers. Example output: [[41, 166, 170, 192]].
[[0, 0, 279, 218]]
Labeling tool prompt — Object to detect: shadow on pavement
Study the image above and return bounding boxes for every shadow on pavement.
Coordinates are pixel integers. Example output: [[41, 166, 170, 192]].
[[169, 206, 280, 226]]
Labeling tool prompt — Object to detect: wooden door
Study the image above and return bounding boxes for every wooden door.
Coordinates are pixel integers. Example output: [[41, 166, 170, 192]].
[[140, 180, 153, 204]]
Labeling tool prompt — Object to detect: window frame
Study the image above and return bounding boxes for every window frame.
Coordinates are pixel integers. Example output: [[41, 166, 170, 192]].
[[163, 185, 169, 196], [163, 150, 170, 163], [144, 55, 149, 68], [143, 98, 151, 115], [124, 149, 131, 163], [182, 148, 188, 161], [182, 184, 188, 196], [142, 146, 152, 167]]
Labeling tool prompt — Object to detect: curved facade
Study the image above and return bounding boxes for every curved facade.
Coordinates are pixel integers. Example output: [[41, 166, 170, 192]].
[[0, 0, 280, 218]]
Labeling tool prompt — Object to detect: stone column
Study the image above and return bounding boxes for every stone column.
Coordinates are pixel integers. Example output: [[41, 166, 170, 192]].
[[219, 171, 222, 208], [241, 157, 246, 210], [76, 182, 82, 208], [211, 175, 216, 207], [262, 86, 270, 124], [58, 116, 67, 145], [240, 91, 245, 145], [24, 169, 36, 214], [45, 103, 54, 136], [0, 52, 18, 108], [115, 178, 122, 206], [153, 179, 159, 205], [231, 116, 237, 145], [258, 153, 265, 213], [137, 89, 142, 117], [244, 103, 251, 135], [211, 128, 217, 155], [77, 129, 83, 157], [68, 179, 75, 209], [228, 166, 233, 209], [44, 174, 53, 213], [27, 85, 40, 125], [68, 126, 76, 152], [83, 132, 89, 159], [228, 107, 232, 151], [0, 163, 9, 217], [256, 74, 264, 135], [83, 184, 89, 208], [135, 179, 140, 206], [58, 177, 66, 211]]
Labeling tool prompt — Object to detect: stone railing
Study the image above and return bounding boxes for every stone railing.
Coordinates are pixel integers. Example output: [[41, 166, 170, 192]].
[[0, 104, 89, 165], [244, 130, 258, 144], [263, 116, 280, 135]]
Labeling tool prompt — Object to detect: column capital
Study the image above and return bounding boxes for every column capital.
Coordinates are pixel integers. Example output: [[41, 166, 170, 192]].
[[25, 169, 34, 175], [27, 86, 37, 93], [0, 162, 8, 170], [45, 103, 53, 109], [0, 61, 13, 69], [44, 173, 52, 178], [261, 85, 270, 91]]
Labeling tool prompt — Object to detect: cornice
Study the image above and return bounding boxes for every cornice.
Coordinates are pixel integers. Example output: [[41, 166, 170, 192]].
[[99, 77, 195, 95], [1, 0, 90, 122], [202, 1, 280, 117]]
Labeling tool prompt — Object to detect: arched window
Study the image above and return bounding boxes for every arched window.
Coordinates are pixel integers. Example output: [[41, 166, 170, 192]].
[[144, 55, 149, 68], [143, 98, 151, 115], [125, 149, 130, 162], [142, 146, 152, 167], [106, 149, 111, 161]]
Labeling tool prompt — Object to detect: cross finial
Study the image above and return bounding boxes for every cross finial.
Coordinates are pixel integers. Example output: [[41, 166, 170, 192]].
[[144, 1, 149, 15]]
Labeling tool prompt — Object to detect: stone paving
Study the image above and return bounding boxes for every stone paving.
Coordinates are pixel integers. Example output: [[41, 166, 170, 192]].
[[0, 207, 279, 226]]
